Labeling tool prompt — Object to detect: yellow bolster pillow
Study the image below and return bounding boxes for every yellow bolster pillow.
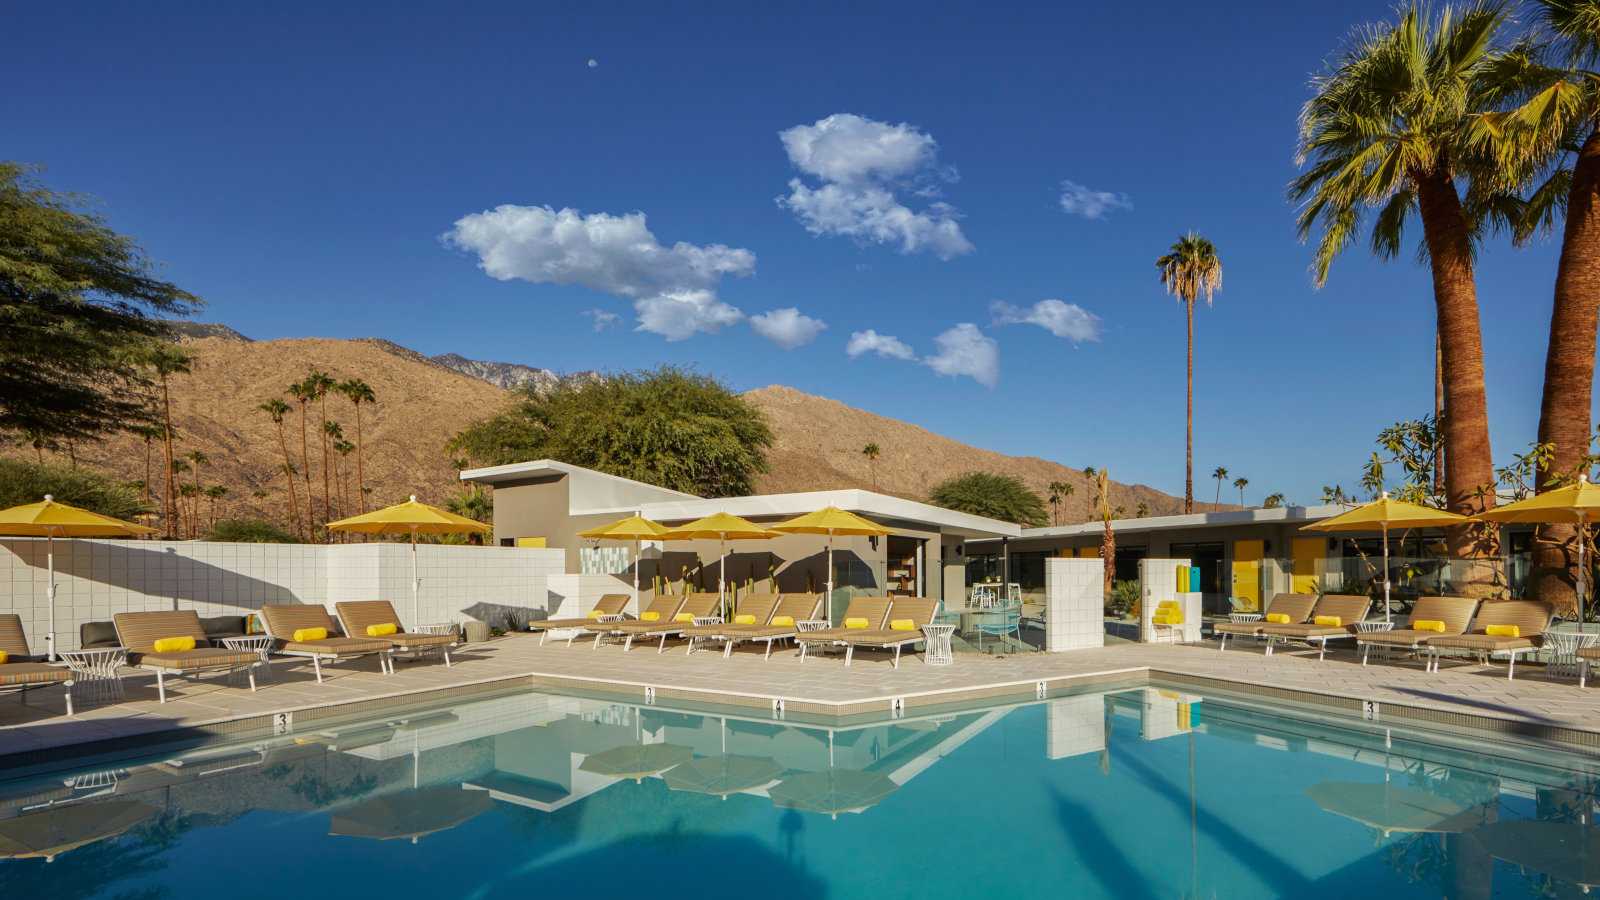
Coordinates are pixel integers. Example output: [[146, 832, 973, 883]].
[[734, 614, 757, 625], [1313, 616, 1342, 627], [641, 611, 660, 622], [1412, 619, 1446, 633], [771, 616, 795, 627], [291, 627, 327, 643], [586, 608, 605, 620], [366, 622, 398, 637], [1153, 613, 1182, 625], [153, 636, 196, 653], [1485, 624, 1521, 638], [890, 618, 916, 632], [0, 650, 8, 664], [1265, 613, 1291, 624], [844, 617, 869, 629], [674, 612, 696, 624]]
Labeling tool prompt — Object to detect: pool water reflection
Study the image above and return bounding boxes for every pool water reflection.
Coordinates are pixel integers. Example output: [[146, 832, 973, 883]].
[[0, 686, 1596, 898]]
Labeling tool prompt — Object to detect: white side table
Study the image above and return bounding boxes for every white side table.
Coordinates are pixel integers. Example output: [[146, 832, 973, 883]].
[[220, 635, 276, 681], [1356, 620, 1396, 633], [413, 623, 460, 637], [1228, 613, 1263, 624], [58, 647, 127, 706], [921, 623, 956, 666], [1543, 630, 1600, 678]]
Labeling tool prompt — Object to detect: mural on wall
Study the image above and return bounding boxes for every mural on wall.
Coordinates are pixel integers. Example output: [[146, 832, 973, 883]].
[[579, 545, 631, 576]]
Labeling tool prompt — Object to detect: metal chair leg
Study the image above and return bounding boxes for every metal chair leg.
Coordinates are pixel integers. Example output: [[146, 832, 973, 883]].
[[313, 656, 324, 683], [156, 670, 167, 703], [63, 682, 74, 716], [247, 666, 257, 692]]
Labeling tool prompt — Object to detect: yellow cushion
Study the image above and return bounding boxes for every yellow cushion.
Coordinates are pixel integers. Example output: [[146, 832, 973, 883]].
[[1412, 619, 1446, 633], [1485, 624, 1521, 638], [0, 650, 9, 664], [1157, 600, 1179, 610], [586, 608, 605, 620], [1265, 613, 1291, 624], [291, 627, 327, 643], [366, 622, 398, 637], [734, 614, 757, 625], [890, 618, 916, 631], [641, 611, 661, 622], [674, 612, 696, 624], [844, 617, 869, 629], [153, 636, 196, 653], [1153, 612, 1182, 625], [1313, 615, 1342, 627], [771, 615, 795, 627]]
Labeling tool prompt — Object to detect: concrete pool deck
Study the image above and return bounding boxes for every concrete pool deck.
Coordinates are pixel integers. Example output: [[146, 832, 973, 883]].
[[4, 632, 1600, 765]]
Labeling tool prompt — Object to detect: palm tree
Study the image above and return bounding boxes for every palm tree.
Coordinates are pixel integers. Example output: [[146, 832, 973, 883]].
[[288, 377, 317, 530], [1292, 1, 1505, 569], [204, 485, 228, 530], [861, 443, 881, 490], [1095, 469, 1116, 597], [337, 379, 375, 513], [306, 370, 336, 533], [1158, 233, 1223, 514], [146, 345, 192, 539], [323, 420, 345, 518], [1048, 480, 1074, 525], [1263, 492, 1287, 509], [258, 398, 303, 538], [1233, 476, 1250, 507], [129, 423, 162, 505], [1135, 500, 1150, 518], [333, 435, 355, 519], [185, 450, 208, 539], [1211, 466, 1229, 509]]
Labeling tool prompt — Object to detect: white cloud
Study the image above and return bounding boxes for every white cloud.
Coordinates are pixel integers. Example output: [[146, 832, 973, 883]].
[[846, 329, 916, 361], [924, 323, 999, 388], [581, 308, 621, 331], [777, 113, 974, 260], [990, 299, 1102, 343], [443, 205, 755, 340], [750, 307, 827, 349], [1058, 180, 1132, 219]]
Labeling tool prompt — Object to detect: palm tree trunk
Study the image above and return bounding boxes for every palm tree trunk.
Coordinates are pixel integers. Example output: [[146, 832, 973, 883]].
[[1185, 296, 1195, 513], [160, 376, 178, 539], [1433, 327, 1446, 498], [354, 401, 367, 513], [190, 463, 202, 539], [1415, 166, 1498, 575], [298, 401, 314, 533], [275, 422, 303, 539], [1531, 129, 1600, 614], [142, 437, 152, 504], [318, 396, 331, 539]]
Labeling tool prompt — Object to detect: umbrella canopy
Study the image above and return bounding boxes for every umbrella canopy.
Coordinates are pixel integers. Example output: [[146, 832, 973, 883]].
[[1478, 475, 1600, 626], [578, 514, 669, 606], [768, 770, 898, 818], [1305, 782, 1483, 837], [662, 755, 784, 798], [1302, 493, 1470, 622], [579, 743, 695, 782], [0, 496, 155, 660], [329, 786, 494, 843], [0, 800, 157, 861], [327, 495, 491, 626], [1476, 820, 1600, 889], [770, 507, 888, 623], [658, 513, 779, 616]]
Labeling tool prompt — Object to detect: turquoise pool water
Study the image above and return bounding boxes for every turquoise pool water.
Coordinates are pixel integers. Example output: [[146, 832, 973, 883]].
[[1, 685, 1596, 898]]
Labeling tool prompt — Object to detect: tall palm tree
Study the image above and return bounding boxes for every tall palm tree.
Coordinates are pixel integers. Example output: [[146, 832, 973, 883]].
[[1048, 480, 1074, 525], [323, 420, 345, 518], [130, 423, 162, 505], [185, 450, 208, 539], [204, 485, 227, 530], [145, 345, 192, 539], [1233, 476, 1250, 507], [1135, 500, 1150, 518], [334, 438, 355, 517], [288, 378, 317, 530], [338, 379, 375, 513], [1095, 469, 1116, 597], [306, 370, 336, 533], [861, 443, 881, 490], [257, 398, 303, 538], [1157, 234, 1223, 514], [1211, 466, 1229, 509], [1263, 492, 1287, 509], [1292, 1, 1506, 569]]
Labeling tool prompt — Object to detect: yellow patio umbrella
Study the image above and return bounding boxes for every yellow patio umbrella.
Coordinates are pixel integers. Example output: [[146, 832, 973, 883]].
[[578, 514, 669, 608], [770, 507, 889, 623], [658, 512, 778, 617], [327, 495, 491, 627], [0, 495, 156, 660], [1477, 474, 1600, 628], [1302, 492, 1470, 622]]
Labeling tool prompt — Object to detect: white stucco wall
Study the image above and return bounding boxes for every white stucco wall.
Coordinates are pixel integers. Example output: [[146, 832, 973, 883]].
[[1044, 557, 1105, 652]]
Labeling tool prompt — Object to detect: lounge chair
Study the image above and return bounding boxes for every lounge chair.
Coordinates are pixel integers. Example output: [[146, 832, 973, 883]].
[[584, 593, 687, 650], [796, 597, 893, 662], [1213, 593, 1315, 651], [1577, 645, 1600, 688], [113, 611, 261, 703], [1257, 594, 1371, 660], [1355, 596, 1480, 666], [839, 597, 940, 668], [713, 593, 825, 660], [529, 593, 631, 646], [599, 592, 721, 652], [258, 605, 394, 682], [335, 601, 459, 668], [681, 593, 779, 656], [1425, 599, 1554, 680], [0, 614, 76, 715]]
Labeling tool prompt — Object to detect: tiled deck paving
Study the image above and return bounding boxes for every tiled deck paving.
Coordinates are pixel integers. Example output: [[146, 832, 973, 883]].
[[4, 632, 1600, 762]]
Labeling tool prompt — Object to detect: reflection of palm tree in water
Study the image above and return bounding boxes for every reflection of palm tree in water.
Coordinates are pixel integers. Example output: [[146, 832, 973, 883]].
[[778, 808, 804, 865]]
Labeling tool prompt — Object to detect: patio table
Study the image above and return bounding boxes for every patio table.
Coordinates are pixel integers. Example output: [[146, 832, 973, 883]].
[[221, 635, 276, 682], [58, 646, 126, 707], [1542, 630, 1600, 679], [920, 623, 955, 666]]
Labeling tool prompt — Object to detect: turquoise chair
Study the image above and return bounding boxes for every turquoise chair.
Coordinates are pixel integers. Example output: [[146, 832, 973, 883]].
[[975, 603, 1022, 652]]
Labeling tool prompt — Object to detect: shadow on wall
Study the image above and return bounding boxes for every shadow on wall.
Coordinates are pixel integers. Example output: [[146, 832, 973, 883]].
[[641, 549, 879, 595], [9, 540, 303, 610], [464, 602, 535, 631]]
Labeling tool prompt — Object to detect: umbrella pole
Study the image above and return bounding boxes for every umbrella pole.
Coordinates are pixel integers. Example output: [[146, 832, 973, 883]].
[[411, 526, 420, 628], [1382, 522, 1391, 623], [46, 532, 57, 661], [634, 538, 642, 610], [719, 537, 727, 619], [826, 532, 834, 626], [1581, 512, 1589, 634]]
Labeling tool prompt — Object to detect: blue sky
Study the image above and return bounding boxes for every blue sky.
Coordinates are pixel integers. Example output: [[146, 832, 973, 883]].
[[5, 1, 1572, 506]]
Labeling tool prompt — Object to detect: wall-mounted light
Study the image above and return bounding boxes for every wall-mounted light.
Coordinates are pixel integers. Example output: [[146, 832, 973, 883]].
[[869, 536, 880, 551]]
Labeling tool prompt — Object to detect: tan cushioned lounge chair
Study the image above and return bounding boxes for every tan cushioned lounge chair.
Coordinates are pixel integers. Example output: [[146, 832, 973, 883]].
[[1576, 644, 1600, 687], [839, 597, 940, 668], [0, 613, 75, 715], [1426, 600, 1553, 679], [335, 601, 459, 667], [682, 593, 780, 655], [530, 594, 631, 645], [603, 592, 722, 652], [1257, 594, 1371, 660], [259, 605, 393, 682], [1213, 593, 1316, 649], [797, 597, 893, 660], [1356, 596, 1480, 665], [114, 611, 261, 703], [716, 593, 825, 660], [584, 593, 686, 649]]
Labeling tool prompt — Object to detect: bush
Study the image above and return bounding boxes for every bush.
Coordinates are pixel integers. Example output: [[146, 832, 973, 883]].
[[0, 456, 148, 520], [1108, 579, 1140, 617], [928, 472, 1049, 527], [206, 518, 300, 543]]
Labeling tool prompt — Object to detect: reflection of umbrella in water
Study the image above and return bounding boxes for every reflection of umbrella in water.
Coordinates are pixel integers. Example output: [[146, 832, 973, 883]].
[[1476, 821, 1600, 891], [0, 800, 158, 862], [662, 755, 784, 800], [580, 744, 695, 783], [329, 786, 494, 844], [768, 770, 898, 820], [1305, 782, 1487, 838]]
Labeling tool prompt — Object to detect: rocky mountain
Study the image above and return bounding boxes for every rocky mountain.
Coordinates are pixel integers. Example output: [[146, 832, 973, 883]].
[[430, 353, 569, 393]]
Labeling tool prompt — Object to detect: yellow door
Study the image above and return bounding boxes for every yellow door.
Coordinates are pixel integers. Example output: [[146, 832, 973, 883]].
[[515, 536, 547, 549], [1291, 538, 1322, 594], [1231, 540, 1263, 612], [1078, 546, 1099, 558]]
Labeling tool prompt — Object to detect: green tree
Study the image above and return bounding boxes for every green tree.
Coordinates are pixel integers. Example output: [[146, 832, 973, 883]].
[[1135, 500, 1150, 518], [145, 344, 191, 538], [1157, 233, 1223, 514], [0, 457, 146, 520], [204, 484, 228, 530], [257, 398, 303, 538], [207, 517, 300, 543], [1233, 475, 1249, 507], [928, 472, 1048, 527], [1263, 492, 1287, 509], [1211, 466, 1229, 508], [337, 378, 375, 512], [0, 163, 199, 444], [287, 377, 317, 529], [1048, 479, 1074, 525], [305, 369, 336, 528], [861, 442, 881, 490], [450, 367, 773, 497], [185, 449, 208, 538]]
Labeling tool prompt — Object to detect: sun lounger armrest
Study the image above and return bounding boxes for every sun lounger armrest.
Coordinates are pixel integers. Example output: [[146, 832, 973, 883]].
[[796, 620, 831, 632]]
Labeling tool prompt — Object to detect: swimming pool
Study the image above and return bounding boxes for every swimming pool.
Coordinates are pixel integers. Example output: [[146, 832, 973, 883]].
[[1, 684, 1595, 898]]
